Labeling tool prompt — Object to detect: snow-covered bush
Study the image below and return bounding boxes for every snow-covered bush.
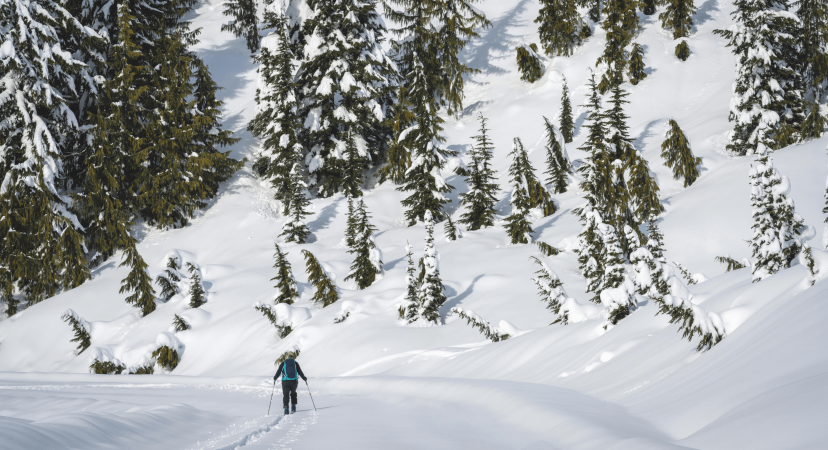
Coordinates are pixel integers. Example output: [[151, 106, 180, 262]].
[[151, 333, 184, 372], [89, 348, 125, 374], [254, 302, 311, 338], [516, 44, 544, 83], [449, 307, 510, 342], [156, 257, 183, 302], [172, 314, 191, 333], [657, 295, 726, 352], [675, 40, 690, 61], [61, 310, 92, 354], [535, 241, 559, 256]]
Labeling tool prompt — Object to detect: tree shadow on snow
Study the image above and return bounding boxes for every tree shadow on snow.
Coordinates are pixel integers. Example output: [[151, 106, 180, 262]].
[[694, 0, 721, 28], [461, 0, 534, 78], [440, 274, 485, 321], [307, 199, 341, 233]]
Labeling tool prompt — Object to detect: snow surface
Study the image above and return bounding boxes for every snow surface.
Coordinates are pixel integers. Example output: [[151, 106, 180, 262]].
[[1, 0, 827, 448]]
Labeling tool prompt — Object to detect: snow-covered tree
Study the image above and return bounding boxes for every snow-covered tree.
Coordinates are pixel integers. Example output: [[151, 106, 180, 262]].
[[504, 138, 544, 244], [578, 0, 602, 23], [296, 0, 397, 197], [344, 199, 383, 289], [627, 42, 647, 85], [641, 0, 657, 15], [530, 256, 571, 324], [542, 117, 572, 194], [172, 314, 190, 332], [271, 244, 298, 304], [222, 0, 260, 52], [578, 205, 606, 303], [560, 77, 575, 143], [598, 223, 637, 326], [657, 295, 726, 351], [401, 241, 420, 322], [444, 216, 460, 241], [302, 250, 339, 307], [627, 225, 670, 299], [156, 257, 183, 302], [536, 0, 587, 57], [186, 263, 206, 308], [824, 157, 828, 250], [675, 39, 690, 61], [646, 215, 667, 262], [661, 119, 702, 187], [280, 154, 312, 244], [458, 113, 499, 231], [449, 307, 510, 341], [597, 0, 639, 92], [797, 0, 828, 140], [575, 73, 609, 220], [62, 309, 92, 354], [516, 43, 544, 83], [418, 211, 448, 324], [714, 0, 805, 154]]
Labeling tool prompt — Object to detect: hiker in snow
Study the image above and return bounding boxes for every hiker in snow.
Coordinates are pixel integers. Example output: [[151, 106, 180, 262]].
[[274, 357, 307, 415]]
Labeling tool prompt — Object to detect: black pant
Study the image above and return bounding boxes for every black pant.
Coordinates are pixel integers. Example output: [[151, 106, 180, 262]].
[[282, 379, 298, 407]]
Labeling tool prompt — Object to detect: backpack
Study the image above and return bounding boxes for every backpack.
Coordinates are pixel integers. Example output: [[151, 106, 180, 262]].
[[282, 358, 298, 381]]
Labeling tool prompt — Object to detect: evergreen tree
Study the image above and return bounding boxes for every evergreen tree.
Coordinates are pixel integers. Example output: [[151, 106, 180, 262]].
[[0, 0, 95, 307], [749, 144, 809, 281], [660, 0, 697, 40], [530, 256, 570, 323], [714, 0, 805, 154], [560, 77, 575, 143], [302, 250, 339, 307], [640, 0, 657, 14], [271, 244, 299, 304], [597, 0, 639, 92], [222, 0, 260, 52], [280, 153, 312, 243], [248, 13, 302, 209], [536, 0, 587, 57], [516, 44, 544, 83], [444, 216, 459, 241], [173, 314, 191, 332], [598, 223, 636, 325], [418, 211, 448, 324], [646, 215, 667, 262], [627, 42, 647, 85], [458, 114, 499, 231], [661, 119, 702, 187], [504, 138, 539, 244], [344, 199, 383, 289], [187, 263, 206, 308], [62, 309, 92, 354], [402, 241, 420, 322], [578, 0, 603, 23], [627, 149, 664, 235], [543, 117, 572, 194], [796, 0, 828, 106], [296, 0, 396, 197], [575, 73, 609, 223], [345, 196, 358, 248], [628, 227, 670, 300], [578, 206, 606, 303], [156, 257, 183, 302]]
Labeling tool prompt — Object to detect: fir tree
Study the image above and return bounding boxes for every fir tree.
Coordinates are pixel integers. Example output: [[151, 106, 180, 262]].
[[449, 307, 510, 341], [418, 211, 448, 324], [222, 0, 260, 52], [560, 78, 575, 143], [344, 199, 383, 289], [536, 0, 587, 57], [530, 257, 570, 323], [578, 0, 603, 23], [597, 0, 639, 92], [280, 153, 312, 244], [444, 216, 460, 241], [598, 223, 636, 325], [173, 314, 191, 332], [186, 263, 206, 308], [627, 42, 647, 85], [627, 225, 670, 299], [62, 310, 92, 354], [296, 0, 397, 197], [302, 250, 339, 307], [543, 117, 572, 194], [516, 44, 545, 83], [661, 119, 702, 187], [271, 244, 299, 304], [458, 114, 499, 231], [796, 0, 828, 106], [156, 257, 183, 302], [627, 149, 664, 235], [578, 206, 606, 303], [646, 215, 667, 262], [345, 196, 358, 248], [402, 241, 420, 322], [660, 0, 697, 40], [714, 0, 805, 154], [504, 138, 539, 244], [641, 0, 657, 14], [575, 73, 609, 223], [801, 103, 826, 140], [675, 39, 690, 61]]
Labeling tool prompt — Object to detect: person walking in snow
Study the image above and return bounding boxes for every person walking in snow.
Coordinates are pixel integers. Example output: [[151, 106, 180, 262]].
[[274, 357, 307, 415]]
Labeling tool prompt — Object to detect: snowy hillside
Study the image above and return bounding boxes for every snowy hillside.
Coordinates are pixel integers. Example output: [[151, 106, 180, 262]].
[[1, 0, 827, 449]]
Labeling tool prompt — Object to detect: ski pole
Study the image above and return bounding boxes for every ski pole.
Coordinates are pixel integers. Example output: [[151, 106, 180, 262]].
[[267, 378, 276, 416], [304, 379, 317, 411]]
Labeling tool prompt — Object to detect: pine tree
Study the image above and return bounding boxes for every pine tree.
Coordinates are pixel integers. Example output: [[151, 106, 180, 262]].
[[714, 0, 805, 154], [0, 0, 95, 307], [660, 0, 697, 40], [186, 263, 206, 308], [543, 117, 572, 194], [62, 309, 92, 354], [271, 244, 299, 304], [222, 0, 260, 52], [646, 215, 667, 262], [156, 257, 183, 302], [597, 0, 639, 92], [458, 114, 499, 231], [344, 199, 383, 289], [444, 216, 459, 241], [627, 149, 664, 234], [661, 119, 702, 187], [418, 211, 448, 324], [530, 256, 570, 323], [516, 44, 545, 83], [560, 77, 575, 143], [173, 314, 191, 332], [280, 153, 312, 243], [504, 138, 538, 244], [296, 0, 396, 197], [248, 13, 302, 209], [402, 241, 420, 322], [575, 73, 609, 221], [302, 250, 339, 307], [345, 196, 358, 248], [627, 42, 647, 85], [536, 0, 587, 57]]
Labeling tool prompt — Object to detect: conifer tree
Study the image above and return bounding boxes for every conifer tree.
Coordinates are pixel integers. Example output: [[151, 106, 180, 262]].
[[675, 39, 691, 61], [186, 263, 206, 308], [536, 0, 587, 57], [796, 0, 828, 140], [597, 0, 639, 92], [578, 206, 606, 303], [504, 138, 539, 244], [402, 241, 420, 322], [344, 199, 383, 289], [578, 0, 603, 23], [444, 216, 459, 241], [598, 223, 636, 325], [271, 244, 299, 304], [627, 225, 670, 299], [222, 0, 260, 52], [560, 78, 575, 143], [575, 73, 610, 222], [660, 0, 697, 40], [543, 118, 572, 194], [627, 42, 647, 85], [280, 153, 312, 243], [156, 257, 183, 302], [516, 44, 545, 83], [530, 257, 570, 323], [296, 0, 396, 197], [661, 119, 702, 187], [345, 196, 358, 248], [302, 250, 339, 307], [646, 215, 667, 262], [459, 114, 499, 231], [418, 211, 448, 324], [62, 310, 92, 354], [627, 150, 664, 235], [714, 0, 804, 154], [173, 314, 191, 332], [641, 0, 657, 14]]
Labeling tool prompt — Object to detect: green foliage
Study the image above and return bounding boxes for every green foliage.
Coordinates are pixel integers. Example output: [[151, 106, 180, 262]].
[[673, 261, 698, 285], [640, 0, 657, 14], [530, 257, 569, 323], [302, 250, 339, 307], [444, 217, 460, 241], [597, 0, 639, 92], [90, 360, 126, 375], [675, 40, 690, 61], [560, 78, 575, 143], [173, 314, 191, 332], [186, 263, 206, 308], [579, 207, 606, 303], [654, 296, 725, 352], [645, 216, 667, 262], [402, 242, 420, 323], [459, 114, 499, 231], [543, 117, 572, 194], [61, 310, 92, 354], [627, 43, 647, 85], [344, 199, 383, 290], [129, 365, 155, 375], [156, 257, 182, 302], [221, 0, 259, 52], [152, 345, 180, 372], [536, 0, 587, 56], [279, 156, 313, 244], [418, 212, 448, 324], [598, 223, 633, 325], [578, 0, 603, 22], [271, 244, 299, 304], [660, 0, 697, 39], [796, 0, 828, 105], [516, 44, 544, 83], [255, 303, 293, 338], [449, 307, 510, 342], [536, 241, 560, 256], [275, 350, 300, 366], [800, 103, 826, 140], [661, 120, 702, 187], [504, 138, 538, 244], [715, 255, 747, 272]]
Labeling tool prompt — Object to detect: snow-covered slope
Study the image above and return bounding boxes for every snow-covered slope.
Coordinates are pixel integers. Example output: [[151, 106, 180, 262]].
[[1, 0, 827, 449]]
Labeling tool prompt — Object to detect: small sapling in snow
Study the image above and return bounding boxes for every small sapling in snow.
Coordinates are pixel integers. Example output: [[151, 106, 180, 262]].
[[172, 314, 191, 332], [61, 310, 92, 354], [186, 263, 206, 308], [449, 307, 510, 342], [152, 346, 180, 372]]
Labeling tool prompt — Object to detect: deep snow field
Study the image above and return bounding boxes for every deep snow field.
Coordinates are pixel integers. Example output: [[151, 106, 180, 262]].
[[2, 0, 828, 449]]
